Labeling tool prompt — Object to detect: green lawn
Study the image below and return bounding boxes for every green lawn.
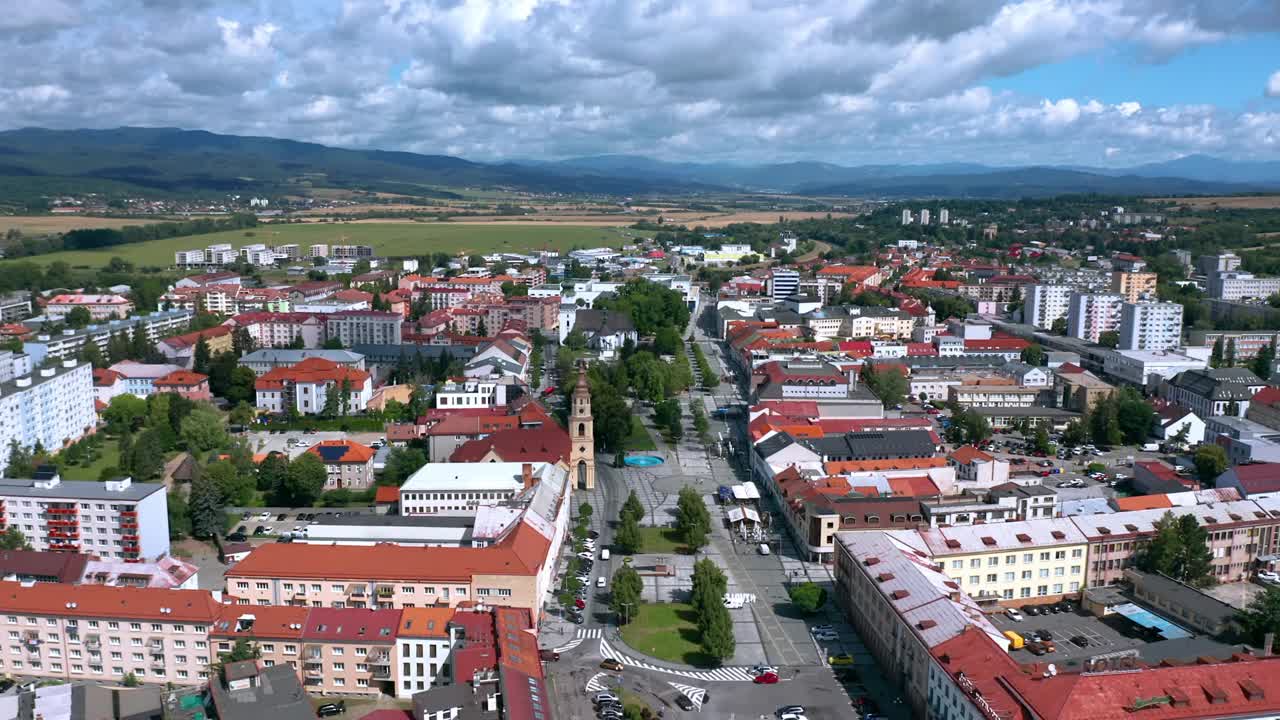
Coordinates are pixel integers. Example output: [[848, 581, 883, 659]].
[[59, 444, 121, 481], [637, 526, 687, 554], [4, 222, 640, 268], [624, 416, 657, 452], [619, 602, 714, 667]]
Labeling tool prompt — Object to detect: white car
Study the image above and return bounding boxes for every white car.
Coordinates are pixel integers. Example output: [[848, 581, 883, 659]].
[[813, 631, 839, 641], [1258, 571, 1280, 584], [810, 625, 834, 633], [780, 714, 808, 720], [749, 665, 778, 676], [1005, 608, 1025, 622], [258, 512, 271, 520], [597, 577, 607, 588]]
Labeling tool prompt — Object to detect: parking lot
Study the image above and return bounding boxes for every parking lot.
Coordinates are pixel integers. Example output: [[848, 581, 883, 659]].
[[242, 430, 385, 459], [227, 507, 380, 539], [990, 602, 1151, 666]]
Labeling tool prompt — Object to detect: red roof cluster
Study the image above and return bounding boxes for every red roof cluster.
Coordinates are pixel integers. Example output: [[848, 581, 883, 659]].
[[255, 357, 370, 390], [153, 370, 209, 388], [305, 439, 375, 464]]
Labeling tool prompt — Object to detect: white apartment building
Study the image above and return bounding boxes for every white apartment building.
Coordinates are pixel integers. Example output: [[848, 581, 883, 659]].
[[324, 311, 402, 347], [1066, 292, 1123, 343], [1118, 301, 1183, 351], [1022, 285, 1072, 329], [398, 463, 560, 516], [0, 474, 169, 561], [310, 244, 329, 258], [434, 379, 509, 409], [395, 608, 461, 700], [901, 210, 913, 225], [173, 250, 206, 267], [939, 208, 950, 224], [20, 311, 195, 365], [1208, 271, 1280, 301], [919, 209, 931, 225], [206, 244, 236, 266], [0, 361, 96, 478]]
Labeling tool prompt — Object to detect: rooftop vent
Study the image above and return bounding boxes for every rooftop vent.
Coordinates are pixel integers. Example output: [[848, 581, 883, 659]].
[[1124, 524, 1139, 532], [876, 573, 895, 583], [946, 539, 962, 549], [1016, 533, 1032, 543], [1097, 527, 1112, 535], [1240, 678, 1265, 701], [1229, 513, 1243, 521], [1203, 684, 1228, 705], [917, 619, 938, 630], [891, 589, 910, 600], [1166, 688, 1189, 707], [1204, 516, 1217, 524], [981, 536, 997, 546], [1050, 530, 1065, 540], [864, 557, 881, 566]]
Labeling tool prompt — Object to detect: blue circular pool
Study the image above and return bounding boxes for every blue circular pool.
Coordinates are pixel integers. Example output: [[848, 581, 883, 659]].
[[624, 455, 665, 467]]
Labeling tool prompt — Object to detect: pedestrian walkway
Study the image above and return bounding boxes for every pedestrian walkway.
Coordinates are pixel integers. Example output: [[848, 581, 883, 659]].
[[599, 640, 756, 682], [668, 682, 708, 710], [552, 627, 603, 654]]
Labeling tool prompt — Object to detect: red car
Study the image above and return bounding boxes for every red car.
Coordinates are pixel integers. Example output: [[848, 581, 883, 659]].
[[542, 386, 557, 396], [753, 672, 779, 684], [574, 598, 586, 609]]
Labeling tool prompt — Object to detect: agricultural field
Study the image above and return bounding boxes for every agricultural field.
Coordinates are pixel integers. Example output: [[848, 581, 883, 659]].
[[1163, 195, 1280, 210], [0, 215, 167, 234], [1, 221, 648, 268]]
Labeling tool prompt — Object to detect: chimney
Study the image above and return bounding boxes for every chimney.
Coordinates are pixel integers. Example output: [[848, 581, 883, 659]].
[[1265, 632, 1274, 657], [522, 463, 535, 491]]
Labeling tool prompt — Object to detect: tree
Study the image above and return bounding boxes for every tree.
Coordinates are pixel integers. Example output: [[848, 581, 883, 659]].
[[167, 492, 191, 540], [1168, 423, 1191, 450], [861, 363, 907, 408], [700, 605, 736, 662], [1253, 336, 1277, 381], [211, 637, 262, 680], [224, 367, 257, 406], [256, 452, 290, 493], [1137, 511, 1215, 587], [79, 339, 107, 368], [1097, 330, 1120, 348], [5, 441, 36, 479], [1225, 338, 1237, 367], [231, 326, 255, 356], [614, 514, 641, 554], [229, 402, 255, 426], [180, 406, 227, 454], [65, 306, 92, 328], [610, 564, 643, 624], [102, 395, 148, 433], [788, 582, 827, 614], [188, 470, 226, 538], [675, 486, 711, 553], [690, 557, 728, 625], [277, 452, 326, 507], [1240, 586, 1280, 645], [1062, 420, 1087, 447], [204, 460, 254, 508], [621, 490, 645, 523], [192, 336, 212, 375], [1194, 444, 1228, 484], [0, 528, 32, 551], [122, 672, 141, 687], [381, 447, 427, 486], [1032, 425, 1053, 455], [129, 430, 166, 481], [653, 326, 682, 356], [1051, 317, 1068, 335], [1210, 336, 1225, 368], [578, 502, 594, 520], [564, 329, 587, 351], [1020, 343, 1045, 366], [323, 337, 345, 350]]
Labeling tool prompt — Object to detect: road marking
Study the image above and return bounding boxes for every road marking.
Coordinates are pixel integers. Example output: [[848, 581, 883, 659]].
[[668, 682, 707, 710], [599, 640, 756, 682], [585, 672, 612, 693], [578, 627, 603, 639], [552, 637, 584, 654]]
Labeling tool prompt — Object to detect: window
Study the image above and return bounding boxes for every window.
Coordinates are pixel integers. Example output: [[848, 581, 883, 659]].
[[1004, 572, 1015, 582], [986, 574, 997, 583], [1052, 584, 1063, 593], [1039, 569, 1050, 578], [1071, 549, 1083, 558], [1021, 571, 1031, 580], [1039, 552, 1050, 561], [951, 560, 962, 569], [1037, 585, 1048, 596], [1071, 565, 1081, 575], [1005, 555, 1016, 565], [968, 575, 979, 585], [1022, 554, 1033, 563], [987, 557, 999, 567]]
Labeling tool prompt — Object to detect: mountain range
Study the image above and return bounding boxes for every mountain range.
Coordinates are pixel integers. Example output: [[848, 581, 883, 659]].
[[1, 127, 1278, 201]]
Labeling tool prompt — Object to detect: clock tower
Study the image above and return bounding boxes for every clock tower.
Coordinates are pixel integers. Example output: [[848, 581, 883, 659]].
[[569, 366, 596, 490]]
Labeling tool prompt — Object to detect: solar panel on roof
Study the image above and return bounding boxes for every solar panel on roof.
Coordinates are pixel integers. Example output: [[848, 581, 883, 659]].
[[316, 445, 349, 462]]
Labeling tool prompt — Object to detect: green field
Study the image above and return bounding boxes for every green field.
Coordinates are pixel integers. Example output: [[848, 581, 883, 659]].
[[619, 602, 713, 667], [636, 525, 687, 554], [625, 416, 657, 451], [3, 222, 643, 268]]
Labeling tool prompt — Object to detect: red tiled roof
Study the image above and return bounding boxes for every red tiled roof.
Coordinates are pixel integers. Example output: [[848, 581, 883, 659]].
[[949, 445, 994, 465], [302, 607, 401, 643], [1229, 463, 1280, 494], [161, 325, 232, 350], [1056, 362, 1086, 374], [305, 439, 375, 464], [255, 357, 370, 390], [1112, 495, 1173, 511], [374, 486, 400, 504], [92, 368, 122, 386], [451, 426, 570, 464], [1253, 387, 1280, 406], [212, 604, 307, 640], [887, 475, 942, 497], [825, 457, 947, 474], [154, 370, 209, 388], [0, 581, 225, 623]]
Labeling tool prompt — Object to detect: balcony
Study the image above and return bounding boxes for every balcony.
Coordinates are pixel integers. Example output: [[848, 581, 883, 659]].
[[48, 529, 79, 539], [46, 507, 77, 515], [122, 534, 139, 542], [121, 510, 137, 518], [304, 664, 324, 678], [148, 639, 164, 652], [151, 657, 166, 669], [375, 585, 395, 598], [346, 585, 366, 597], [369, 653, 390, 666], [47, 518, 78, 527], [120, 521, 138, 529], [49, 542, 80, 551], [84, 636, 101, 650], [371, 665, 391, 680]]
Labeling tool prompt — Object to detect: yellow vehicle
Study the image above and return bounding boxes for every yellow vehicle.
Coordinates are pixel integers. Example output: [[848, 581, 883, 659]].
[[828, 654, 854, 666], [1003, 630, 1025, 650]]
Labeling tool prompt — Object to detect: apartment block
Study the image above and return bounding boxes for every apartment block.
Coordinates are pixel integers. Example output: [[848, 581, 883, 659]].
[[0, 293, 32, 322], [325, 311, 402, 347], [226, 312, 326, 349], [0, 582, 221, 686], [1208, 271, 1280, 301], [304, 440, 375, 491], [946, 379, 1040, 409], [768, 269, 800, 300], [1022, 284, 1072, 329], [1110, 270, 1157, 303], [1066, 292, 1123, 343], [45, 295, 133, 322], [395, 608, 459, 699], [0, 475, 168, 561], [0, 361, 96, 477], [1118, 301, 1183, 351], [254, 358, 373, 415], [20, 310, 195, 365], [239, 348, 365, 376]]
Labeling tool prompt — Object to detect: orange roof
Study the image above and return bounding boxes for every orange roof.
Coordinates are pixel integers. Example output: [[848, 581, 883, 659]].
[[93, 368, 122, 386], [398, 607, 455, 639], [256, 357, 370, 390], [374, 486, 400, 504], [211, 604, 308, 639], [1112, 495, 1173, 511], [887, 475, 942, 497], [228, 520, 550, 582], [949, 445, 994, 465], [161, 325, 232, 350], [154, 370, 209, 387], [824, 457, 947, 474], [0, 581, 225, 623], [305, 439, 375, 464]]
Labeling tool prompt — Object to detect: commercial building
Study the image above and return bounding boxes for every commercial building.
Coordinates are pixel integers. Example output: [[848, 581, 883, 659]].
[[1118, 301, 1184, 351], [399, 462, 560, 516], [767, 268, 800, 300], [1209, 271, 1280, 301], [1111, 270, 1157, 303], [305, 440, 376, 491], [324, 311, 402, 347], [45, 294, 133, 322], [1102, 348, 1206, 388], [946, 378, 1041, 409], [1023, 285, 1072, 329], [0, 360, 96, 476], [254, 358, 373, 415], [0, 474, 169, 561], [1066, 292, 1123, 343], [1161, 367, 1268, 418]]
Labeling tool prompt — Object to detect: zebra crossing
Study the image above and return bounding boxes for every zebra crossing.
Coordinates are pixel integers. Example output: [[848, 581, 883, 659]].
[[552, 627, 602, 654], [599, 640, 756, 682], [668, 682, 708, 711], [585, 672, 613, 693]]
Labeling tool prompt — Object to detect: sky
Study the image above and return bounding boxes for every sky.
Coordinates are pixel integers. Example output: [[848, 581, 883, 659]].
[[1, 0, 1279, 167]]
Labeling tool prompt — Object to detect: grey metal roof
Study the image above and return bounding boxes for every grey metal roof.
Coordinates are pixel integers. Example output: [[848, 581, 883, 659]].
[[801, 429, 936, 461], [755, 432, 798, 460], [351, 343, 477, 363], [0, 477, 163, 502], [210, 663, 315, 720], [0, 359, 88, 397], [240, 349, 364, 364], [574, 308, 635, 334], [1168, 367, 1265, 401], [1125, 569, 1239, 628]]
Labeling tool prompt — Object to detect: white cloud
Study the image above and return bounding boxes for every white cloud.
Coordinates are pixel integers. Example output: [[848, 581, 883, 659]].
[[1268, 70, 1280, 98], [1105, 146, 1121, 158]]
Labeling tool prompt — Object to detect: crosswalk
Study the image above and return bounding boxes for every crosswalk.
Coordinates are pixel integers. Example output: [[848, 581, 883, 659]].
[[599, 640, 756, 682], [551, 627, 602, 654], [668, 682, 708, 711], [585, 672, 612, 693]]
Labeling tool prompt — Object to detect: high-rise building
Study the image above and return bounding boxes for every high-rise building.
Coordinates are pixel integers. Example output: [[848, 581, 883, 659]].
[[0, 474, 169, 560], [1110, 271, 1158, 303], [0, 360, 96, 476], [1197, 252, 1241, 276], [1066, 292, 1123, 343], [1022, 285, 1072, 330], [939, 208, 950, 225], [901, 209, 913, 225], [919, 209, 931, 225], [768, 268, 800, 299], [1118, 301, 1184, 351]]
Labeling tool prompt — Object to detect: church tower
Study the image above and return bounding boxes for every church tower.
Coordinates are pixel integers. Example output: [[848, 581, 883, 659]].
[[569, 365, 596, 489]]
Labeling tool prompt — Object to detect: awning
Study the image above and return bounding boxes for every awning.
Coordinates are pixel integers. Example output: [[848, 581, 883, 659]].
[[731, 483, 761, 501], [1111, 602, 1192, 639], [727, 507, 761, 524]]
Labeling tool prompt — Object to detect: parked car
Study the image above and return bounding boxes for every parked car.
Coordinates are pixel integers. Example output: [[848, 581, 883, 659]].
[[675, 695, 695, 711], [316, 702, 346, 717], [828, 654, 854, 666], [1070, 635, 1089, 647], [1024, 605, 1041, 616], [253, 525, 267, 535], [1026, 641, 1046, 656], [600, 659, 624, 672], [813, 631, 839, 641], [592, 692, 620, 705], [258, 511, 271, 520], [1005, 608, 1024, 622], [1258, 570, 1280, 584], [226, 532, 247, 542], [777, 707, 805, 717], [1035, 629, 1053, 641], [753, 672, 779, 684], [597, 577, 607, 588], [574, 598, 586, 609], [539, 649, 560, 661]]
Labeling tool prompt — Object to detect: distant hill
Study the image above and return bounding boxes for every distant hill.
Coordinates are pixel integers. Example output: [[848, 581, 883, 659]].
[[0, 127, 716, 201]]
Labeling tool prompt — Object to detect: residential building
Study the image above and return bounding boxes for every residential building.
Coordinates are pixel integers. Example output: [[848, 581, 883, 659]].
[[305, 440, 376, 491], [208, 660, 315, 720], [175, 272, 242, 289], [297, 608, 400, 696], [1161, 367, 1268, 418], [0, 474, 168, 561], [20, 311, 195, 365], [752, 360, 885, 417], [988, 482, 1058, 520], [238, 348, 365, 376], [159, 284, 291, 315], [1118, 301, 1183, 351], [157, 325, 233, 368], [1208, 271, 1280, 301], [1022, 285, 1072, 329], [1156, 405, 1206, 445], [107, 361, 187, 398], [947, 446, 1010, 489], [1249, 387, 1280, 431], [398, 462, 557, 516], [946, 378, 1040, 409], [325, 311, 402, 347], [0, 292, 32, 322], [225, 312, 326, 349], [152, 370, 212, 402], [254, 358, 373, 415], [394, 607, 460, 699], [45, 294, 133, 322], [435, 378, 513, 409], [1206, 417, 1280, 465], [0, 582, 222, 686], [1111, 270, 1157, 303], [1066, 292, 1123, 343], [0, 361, 96, 476], [1190, 330, 1280, 361], [1055, 367, 1116, 413], [450, 426, 570, 466]]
